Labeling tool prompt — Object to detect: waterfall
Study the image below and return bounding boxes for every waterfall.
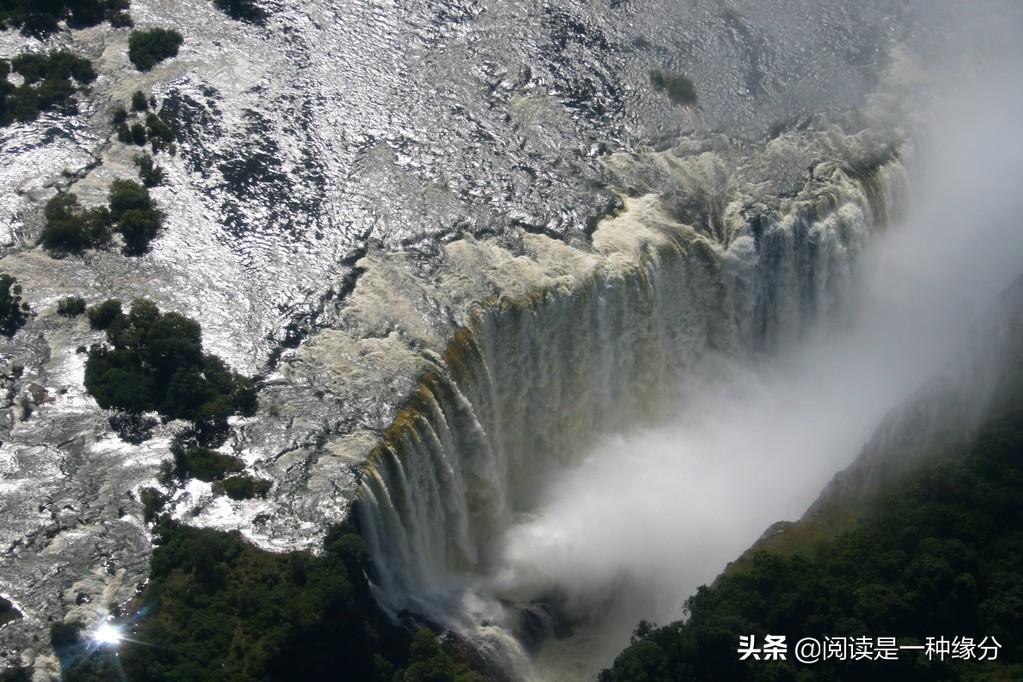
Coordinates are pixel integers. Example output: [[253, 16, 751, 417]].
[[354, 155, 909, 656]]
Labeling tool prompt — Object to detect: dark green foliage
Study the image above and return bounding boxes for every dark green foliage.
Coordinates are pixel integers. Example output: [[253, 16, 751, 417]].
[[128, 28, 183, 72], [144, 111, 175, 151], [0, 50, 96, 127], [134, 153, 165, 187], [57, 295, 86, 317], [113, 522, 488, 681], [129, 121, 147, 145], [110, 105, 128, 126], [214, 0, 266, 23], [601, 408, 1023, 682], [39, 193, 111, 254], [112, 95, 175, 153], [116, 207, 161, 254], [0, 274, 30, 337], [84, 299, 257, 434], [108, 410, 157, 444], [130, 89, 148, 112], [108, 179, 162, 254], [117, 522, 396, 681], [219, 474, 272, 500], [0, 0, 130, 36], [11, 51, 95, 84], [650, 70, 697, 107], [172, 442, 243, 482], [402, 629, 488, 682], [139, 487, 166, 523], [41, 181, 163, 256], [86, 299, 122, 329]]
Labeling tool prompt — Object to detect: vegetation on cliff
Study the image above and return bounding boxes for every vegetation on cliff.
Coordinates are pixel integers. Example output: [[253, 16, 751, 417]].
[[600, 407, 1023, 681], [53, 522, 486, 682], [0, 51, 96, 127]]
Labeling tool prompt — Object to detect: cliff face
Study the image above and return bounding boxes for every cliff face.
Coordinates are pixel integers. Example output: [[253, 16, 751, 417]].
[[0, 0, 984, 675]]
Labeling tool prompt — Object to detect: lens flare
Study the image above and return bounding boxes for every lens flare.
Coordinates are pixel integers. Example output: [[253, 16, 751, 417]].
[[92, 622, 123, 647]]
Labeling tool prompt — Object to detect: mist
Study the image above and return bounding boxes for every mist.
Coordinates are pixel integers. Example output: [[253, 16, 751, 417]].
[[482, 42, 1023, 679]]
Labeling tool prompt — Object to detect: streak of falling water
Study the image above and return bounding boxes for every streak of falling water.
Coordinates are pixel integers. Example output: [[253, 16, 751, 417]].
[[499, 59, 1023, 680]]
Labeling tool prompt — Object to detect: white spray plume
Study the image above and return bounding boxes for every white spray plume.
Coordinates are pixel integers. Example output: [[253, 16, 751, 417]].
[[487, 39, 1023, 679]]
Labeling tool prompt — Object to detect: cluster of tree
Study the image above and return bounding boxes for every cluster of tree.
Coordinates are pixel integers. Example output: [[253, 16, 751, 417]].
[[0, 274, 30, 337], [214, 0, 267, 24], [53, 521, 486, 681], [40, 180, 164, 255], [128, 28, 183, 72], [0, 51, 96, 127], [649, 70, 697, 107], [112, 95, 176, 155], [83, 299, 258, 440], [600, 407, 1023, 681], [0, 0, 130, 37]]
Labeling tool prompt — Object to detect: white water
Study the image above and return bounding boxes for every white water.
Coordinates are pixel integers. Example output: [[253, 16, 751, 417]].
[[498, 64, 1023, 679], [356, 52, 1023, 682]]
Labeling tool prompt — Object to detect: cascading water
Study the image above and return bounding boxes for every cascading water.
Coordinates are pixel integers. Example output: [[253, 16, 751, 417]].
[[354, 149, 910, 676]]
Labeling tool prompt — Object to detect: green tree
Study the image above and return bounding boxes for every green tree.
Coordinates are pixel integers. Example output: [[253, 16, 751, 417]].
[[0, 274, 30, 336], [128, 28, 183, 71], [39, 193, 111, 254], [57, 295, 86, 317], [131, 89, 149, 112]]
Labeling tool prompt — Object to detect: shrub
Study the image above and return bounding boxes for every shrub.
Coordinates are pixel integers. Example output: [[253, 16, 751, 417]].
[[39, 193, 111, 254], [172, 442, 244, 482], [0, 274, 30, 337], [108, 179, 152, 217], [650, 69, 697, 107], [116, 208, 162, 254], [87, 299, 122, 330], [129, 121, 147, 145], [220, 475, 272, 500], [108, 179, 163, 254], [57, 295, 86, 317], [11, 51, 96, 84], [135, 154, 166, 187], [84, 299, 258, 433], [139, 487, 167, 523], [0, 0, 131, 36], [111, 105, 128, 126], [0, 50, 96, 127], [131, 89, 149, 112], [145, 111, 175, 151], [128, 28, 183, 72]]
